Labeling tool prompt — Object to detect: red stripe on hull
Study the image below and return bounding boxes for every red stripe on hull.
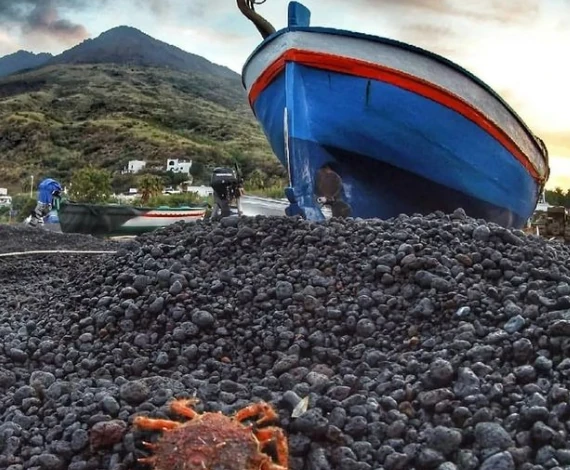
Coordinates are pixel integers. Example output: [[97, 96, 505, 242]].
[[142, 212, 205, 218], [247, 48, 541, 182]]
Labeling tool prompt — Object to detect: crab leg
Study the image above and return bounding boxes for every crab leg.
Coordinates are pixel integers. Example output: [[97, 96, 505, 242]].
[[260, 462, 289, 470], [137, 456, 157, 466], [234, 402, 278, 426], [133, 416, 182, 431], [169, 398, 201, 419], [256, 426, 289, 468], [142, 441, 158, 450]]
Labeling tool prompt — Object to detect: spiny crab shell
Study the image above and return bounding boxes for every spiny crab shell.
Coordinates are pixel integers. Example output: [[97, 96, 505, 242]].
[[133, 398, 289, 470]]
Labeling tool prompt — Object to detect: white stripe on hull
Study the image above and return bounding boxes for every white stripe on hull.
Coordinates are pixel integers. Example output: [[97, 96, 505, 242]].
[[243, 30, 547, 178], [122, 215, 203, 228]]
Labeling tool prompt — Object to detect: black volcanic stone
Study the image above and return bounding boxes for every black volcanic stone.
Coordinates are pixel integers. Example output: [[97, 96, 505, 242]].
[[1, 213, 570, 469]]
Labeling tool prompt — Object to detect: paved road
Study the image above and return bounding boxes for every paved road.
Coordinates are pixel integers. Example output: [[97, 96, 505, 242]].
[[240, 196, 332, 218], [240, 195, 288, 217]]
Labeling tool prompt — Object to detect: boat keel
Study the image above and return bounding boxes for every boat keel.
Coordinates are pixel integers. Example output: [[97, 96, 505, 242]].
[[284, 163, 353, 220]]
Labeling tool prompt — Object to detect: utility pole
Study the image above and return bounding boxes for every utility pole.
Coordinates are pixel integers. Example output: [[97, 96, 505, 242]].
[[30, 175, 34, 199]]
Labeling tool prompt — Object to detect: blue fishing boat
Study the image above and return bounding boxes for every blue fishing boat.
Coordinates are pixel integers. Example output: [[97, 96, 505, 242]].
[[240, 1, 550, 228]]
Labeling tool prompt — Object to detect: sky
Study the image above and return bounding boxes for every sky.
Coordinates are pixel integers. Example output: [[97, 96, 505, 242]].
[[0, 0, 568, 190]]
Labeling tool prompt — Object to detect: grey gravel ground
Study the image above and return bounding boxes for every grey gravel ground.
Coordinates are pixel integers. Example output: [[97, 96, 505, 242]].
[[2, 212, 570, 470], [0, 224, 123, 254]]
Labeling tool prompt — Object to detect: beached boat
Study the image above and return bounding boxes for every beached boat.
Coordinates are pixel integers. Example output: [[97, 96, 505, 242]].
[[57, 201, 207, 237], [240, 1, 550, 228]]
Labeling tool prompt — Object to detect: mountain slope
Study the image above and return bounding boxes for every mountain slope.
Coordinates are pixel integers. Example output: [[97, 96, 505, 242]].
[[47, 26, 239, 81], [0, 64, 281, 187], [0, 50, 53, 77], [0, 27, 284, 189]]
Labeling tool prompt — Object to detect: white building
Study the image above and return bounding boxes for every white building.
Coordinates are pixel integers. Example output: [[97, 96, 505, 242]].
[[535, 191, 552, 213], [166, 158, 192, 174], [124, 160, 146, 174]]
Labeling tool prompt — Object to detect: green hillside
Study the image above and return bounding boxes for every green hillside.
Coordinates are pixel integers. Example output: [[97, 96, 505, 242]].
[[0, 63, 284, 190]]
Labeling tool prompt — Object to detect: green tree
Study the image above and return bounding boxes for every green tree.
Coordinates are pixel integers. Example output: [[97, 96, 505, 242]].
[[544, 188, 570, 208], [111, 173, 137, 194], [11, 195, 37, 221], [138, 174, 164, 204], [553, 187, 565, 206], [69, 167, 112, 203], [245, 168, 267, 190], [20, 175, 35, 195], [267, 175, 287, 187], [0, 206, 10, 223], [143, 192, 208, 208], [190, 162, 208, 183], [165, 171, 191, 187]]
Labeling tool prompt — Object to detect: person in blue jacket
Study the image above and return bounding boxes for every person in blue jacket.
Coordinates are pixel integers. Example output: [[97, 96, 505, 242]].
[[28, 178, 62, 227]]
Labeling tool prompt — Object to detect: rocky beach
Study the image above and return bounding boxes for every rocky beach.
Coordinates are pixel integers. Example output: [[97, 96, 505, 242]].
[[1, 212, 570, 470]]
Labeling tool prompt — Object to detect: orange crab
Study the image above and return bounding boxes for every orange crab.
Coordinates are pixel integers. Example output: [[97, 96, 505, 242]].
[[133, 398, 289, 470]]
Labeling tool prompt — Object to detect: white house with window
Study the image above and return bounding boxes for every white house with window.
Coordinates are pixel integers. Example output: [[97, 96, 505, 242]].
[[166, 158, 192, 174], [123, 160, 146, 174]]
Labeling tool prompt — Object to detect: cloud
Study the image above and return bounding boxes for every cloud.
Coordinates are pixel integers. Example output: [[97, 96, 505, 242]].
[[0, 28, 18, 55], [136, 0, 173, 16], [0, 0, 89, 44], [540, 132, 570, 157], [353, 0, 540, 24], [546, 156, 570, 190], [394, 23, 460, 55], [24, 1, 88, 43]]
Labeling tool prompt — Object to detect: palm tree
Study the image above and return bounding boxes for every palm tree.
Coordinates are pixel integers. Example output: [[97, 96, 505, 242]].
[[138, 174, 164, 204]]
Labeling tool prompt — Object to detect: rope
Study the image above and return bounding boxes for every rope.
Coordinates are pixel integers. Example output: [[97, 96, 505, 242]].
[[248, 0, 267, 10], [0, 250, 117, 258]]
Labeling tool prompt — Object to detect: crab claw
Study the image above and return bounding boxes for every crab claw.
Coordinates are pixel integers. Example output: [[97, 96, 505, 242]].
[[234, 401, 278, 426]]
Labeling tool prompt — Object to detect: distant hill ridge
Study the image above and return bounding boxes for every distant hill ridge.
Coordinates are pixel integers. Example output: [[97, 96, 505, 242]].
[[0, 50, 54, 77], [0, 26, 239, 80]]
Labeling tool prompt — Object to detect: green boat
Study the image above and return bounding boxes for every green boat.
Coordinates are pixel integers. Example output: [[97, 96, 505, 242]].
[[57, 201, 207, 237]]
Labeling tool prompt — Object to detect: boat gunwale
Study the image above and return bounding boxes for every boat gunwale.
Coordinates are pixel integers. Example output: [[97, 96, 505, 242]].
[[241, 25, 549, 175], [58, 202, 208, 212]]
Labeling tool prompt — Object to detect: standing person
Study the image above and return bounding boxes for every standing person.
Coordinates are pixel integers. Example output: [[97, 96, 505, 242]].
[[28, 178, 62, 227]]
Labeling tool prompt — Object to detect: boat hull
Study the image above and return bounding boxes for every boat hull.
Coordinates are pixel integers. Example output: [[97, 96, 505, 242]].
[[242, 6, 549, 228], [252, 64, 538, 227], [58, 203, 206, 237]]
